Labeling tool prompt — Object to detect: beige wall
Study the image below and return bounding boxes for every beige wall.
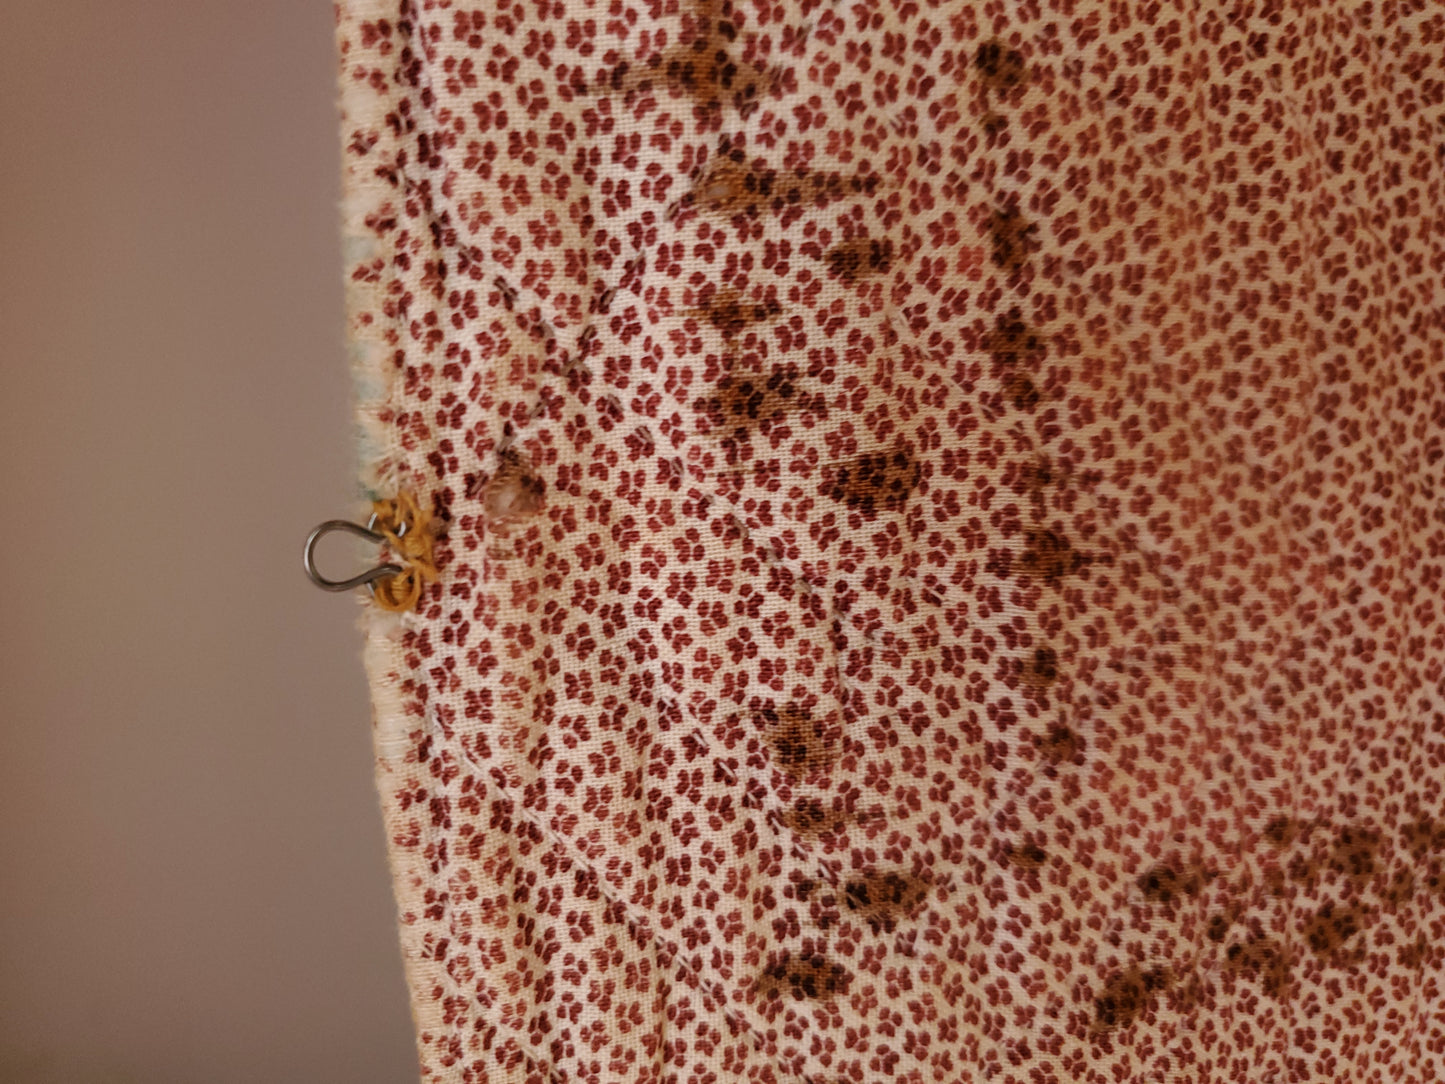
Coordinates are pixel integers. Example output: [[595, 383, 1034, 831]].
[[0, 4, 417, 1081]]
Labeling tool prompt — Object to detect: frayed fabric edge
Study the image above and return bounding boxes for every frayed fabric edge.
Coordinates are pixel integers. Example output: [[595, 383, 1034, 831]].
[[333, 3, 456, 1080]]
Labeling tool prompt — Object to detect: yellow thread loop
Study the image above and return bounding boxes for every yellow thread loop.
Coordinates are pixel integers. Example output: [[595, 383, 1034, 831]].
[[369, 491, 439, 612]]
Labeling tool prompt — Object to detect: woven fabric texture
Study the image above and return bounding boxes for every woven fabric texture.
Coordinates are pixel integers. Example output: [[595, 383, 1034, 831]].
[[334, 1, 1445, 1080]]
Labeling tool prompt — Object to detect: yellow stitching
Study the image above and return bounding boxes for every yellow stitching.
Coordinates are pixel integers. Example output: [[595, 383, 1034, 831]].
[[369, 491, 438, 612]]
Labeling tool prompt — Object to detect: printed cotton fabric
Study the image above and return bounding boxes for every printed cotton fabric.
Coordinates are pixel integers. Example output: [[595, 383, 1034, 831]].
[[333, 1, 1445, 1080]]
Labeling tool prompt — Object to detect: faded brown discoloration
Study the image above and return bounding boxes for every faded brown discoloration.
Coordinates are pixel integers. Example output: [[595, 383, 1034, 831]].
[[842, 870, 932, 930], [822, 449, 920, 515], [987, 206, 1039, 272], [1263, 865, 1289, 897], [760, 704, 838, 779], [983, 308, 1045, 367], [1303, 902, 1366, 958], [1093, 966, 1172, 1031], [601, 0, 776, 115], [1167, 970, 1206, 1014], [1327, 825, 1380, 883], [1226, 937, 1292, 999], [1040, 723, 1084, 765], [687, 158, 776, 214], [1286, 851, 1320, 891], [1137, 858, 1214, 904], [343, 0, 1445, 1074], [470, 446, 546, 522], [1403, 819, 1444, 859], [822, 237, 894, 282], [1015, 456, 1055, 501], [1019, 529, 1088, 585], [1003, 840, 1048, 870], [783, 798, 851, 837], [1263, 815, 1299, 848], [1020, 646, 1059, 690], [974, 39, 1028, 92], [685, 156, 879, 217], [1400, 935, 1430, 969], [1384, 868, 1415, 907], [754, 952, 853, 1001], [697, 364, 821, 441], [1278, 822, 1380, 891], [1002, 371, 1041, 411], [690, 287, 783, 337]]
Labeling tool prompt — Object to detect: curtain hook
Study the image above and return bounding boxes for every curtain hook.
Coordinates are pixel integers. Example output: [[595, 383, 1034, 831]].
[[303, 518, 404, 593]]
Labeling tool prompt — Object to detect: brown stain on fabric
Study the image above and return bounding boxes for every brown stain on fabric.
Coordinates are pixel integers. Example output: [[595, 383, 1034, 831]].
[[974, 39, 1028, 134], [983, 308, 1046, 367], [1400, 935, 1430, 970], [783, 798, 852, 838], [988, 206, 1039, 272], [1019, 529, 1088, 585], [1273, 821, 1380, 892], [822, 449, 920, 514], [603, 0, 776, 115], [1020, 646, 1059, 690], [987, 309, 1046, 411], [697, 363, 820, 438], [1167, 970, 1207, 1015], [1262, 815, 1299, 848], [1303, 901, 1366, 959], [1014, 456, 1056, 505], [1403, 818, 1445, 860], [688, 158, 776, 214], [1384, 868, 1415, 907], [760, 704, 838, 779], [754, 951, 853, 1001], [691, 287, 783, 337], [1263, 865, 1290, 897], [1285, 851, 1322, 892], [685, 156, 880, 217], [1003, 840, 1048, 870], [1039, 723, 1084, 766], [974, 39, 1028, 92], [1326, 825, 1380, 884], [1404, 819, 1445, 899], [794, 878, 822, 902], [841, 870, 932, 931], [822, 238, 894, 282], [1093, 966, 1172, 1031], [1137, 858, 1214, 904], [1002, 371, 1041, 411], [1226, 936, 1293, 999]]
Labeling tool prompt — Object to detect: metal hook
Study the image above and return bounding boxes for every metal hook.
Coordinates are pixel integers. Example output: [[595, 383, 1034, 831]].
[[303, 518, 404, 593]]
